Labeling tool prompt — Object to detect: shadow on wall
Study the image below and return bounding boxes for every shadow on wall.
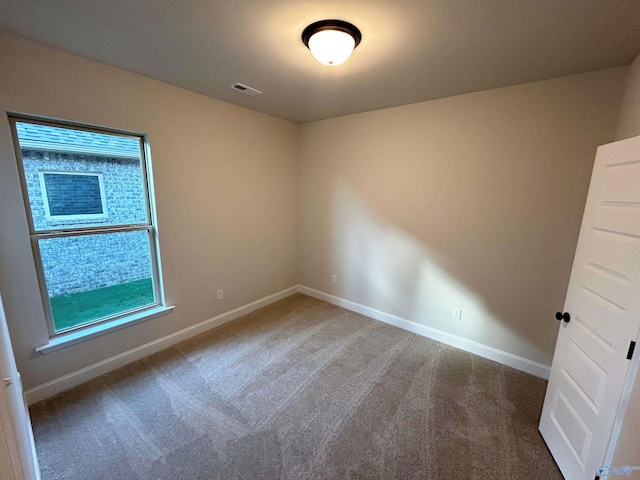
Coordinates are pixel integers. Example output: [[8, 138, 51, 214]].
[[330, 181, 562, 366]]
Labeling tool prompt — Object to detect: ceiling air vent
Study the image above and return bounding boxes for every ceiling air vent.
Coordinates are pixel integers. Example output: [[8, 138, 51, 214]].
[[230, 83, 262, 96]]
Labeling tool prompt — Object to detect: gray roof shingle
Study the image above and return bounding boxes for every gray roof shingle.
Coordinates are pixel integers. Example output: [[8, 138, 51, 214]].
[[16, 122, 141, 159]]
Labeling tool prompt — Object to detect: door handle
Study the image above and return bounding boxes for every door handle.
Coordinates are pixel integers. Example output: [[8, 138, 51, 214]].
[[555, 312, 571, 323], [3, 377, 12, 387]]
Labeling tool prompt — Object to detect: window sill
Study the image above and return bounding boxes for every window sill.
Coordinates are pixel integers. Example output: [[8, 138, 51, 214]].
[[35, 305, 175, 354]]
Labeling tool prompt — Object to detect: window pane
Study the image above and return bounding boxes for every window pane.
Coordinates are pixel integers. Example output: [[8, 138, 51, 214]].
[[15, 121, 148, 230], [39, 230, 156, 332], [43, 173, 104, 216]]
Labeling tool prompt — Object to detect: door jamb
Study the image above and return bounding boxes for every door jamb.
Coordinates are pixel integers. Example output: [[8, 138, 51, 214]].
[[604, 328, 640, 465]]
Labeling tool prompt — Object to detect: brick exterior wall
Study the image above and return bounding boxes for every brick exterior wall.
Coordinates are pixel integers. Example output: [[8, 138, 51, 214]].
[[22, 149, 153, 296], [39, 230, 153, 296]]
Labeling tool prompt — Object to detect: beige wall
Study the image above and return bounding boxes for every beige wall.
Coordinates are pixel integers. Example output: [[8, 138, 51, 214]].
[[0, 31, 299, 389], [299, 68, 626, 367], [616, 54, 640, 141], [612, 53, 640, 472]]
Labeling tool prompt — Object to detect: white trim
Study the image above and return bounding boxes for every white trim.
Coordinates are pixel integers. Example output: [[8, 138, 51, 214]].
[[604, 328, 640, 465], [298, 285, 551, 379], [36, 305, 175, 354], [24, 283, 551, 405], [24, 285, 299, 405]]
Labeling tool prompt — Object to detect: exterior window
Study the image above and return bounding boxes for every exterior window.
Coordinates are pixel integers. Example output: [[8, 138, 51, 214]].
[[40, 172, 107, 220], [10, 116, 165, 336]]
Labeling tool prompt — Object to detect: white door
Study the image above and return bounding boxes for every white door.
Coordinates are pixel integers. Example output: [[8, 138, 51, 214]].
[[0, 293, 40, 480], [540, 135, 640, 480]]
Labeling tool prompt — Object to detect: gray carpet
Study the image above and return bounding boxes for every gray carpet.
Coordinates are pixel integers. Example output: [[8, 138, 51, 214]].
[[30, 293, 562, 479]]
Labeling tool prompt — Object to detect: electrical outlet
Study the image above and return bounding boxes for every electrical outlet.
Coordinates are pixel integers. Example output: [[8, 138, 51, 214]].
[[217, 290, 224, 300], [452, 307, 462, 320], [331, 275, 337, 284]]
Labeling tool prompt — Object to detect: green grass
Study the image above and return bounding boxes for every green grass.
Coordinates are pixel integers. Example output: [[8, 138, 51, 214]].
[[50, 278, 155, 331]]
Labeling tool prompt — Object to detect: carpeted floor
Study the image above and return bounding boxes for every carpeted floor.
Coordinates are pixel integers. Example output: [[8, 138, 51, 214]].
[[30, 293, 562, 479]]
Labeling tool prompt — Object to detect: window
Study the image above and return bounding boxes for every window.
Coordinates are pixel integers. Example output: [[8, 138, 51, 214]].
[[10, 116, 169, 343], [40, 171, 107, 221]]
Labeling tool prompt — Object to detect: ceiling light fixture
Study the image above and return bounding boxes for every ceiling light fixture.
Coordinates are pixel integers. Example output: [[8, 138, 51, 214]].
[[302, 20, 362, 66]]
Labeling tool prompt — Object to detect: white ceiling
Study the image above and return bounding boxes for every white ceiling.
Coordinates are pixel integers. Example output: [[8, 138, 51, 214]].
[[1, 0, 639, 124]]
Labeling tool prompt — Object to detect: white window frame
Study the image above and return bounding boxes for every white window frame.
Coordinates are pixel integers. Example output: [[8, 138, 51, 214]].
[[39, 171, 108, 222], [9, 114, 173, 353]]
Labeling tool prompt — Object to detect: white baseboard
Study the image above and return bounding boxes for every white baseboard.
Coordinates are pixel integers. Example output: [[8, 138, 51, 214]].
[[24, 286, 299, 405], [298, 285, 551, 379], [25, 283, 550, 405]]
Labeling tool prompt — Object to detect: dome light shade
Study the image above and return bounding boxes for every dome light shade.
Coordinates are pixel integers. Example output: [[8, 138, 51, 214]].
[[308, 30, 355, 66], [302, 20, 362, 66]]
